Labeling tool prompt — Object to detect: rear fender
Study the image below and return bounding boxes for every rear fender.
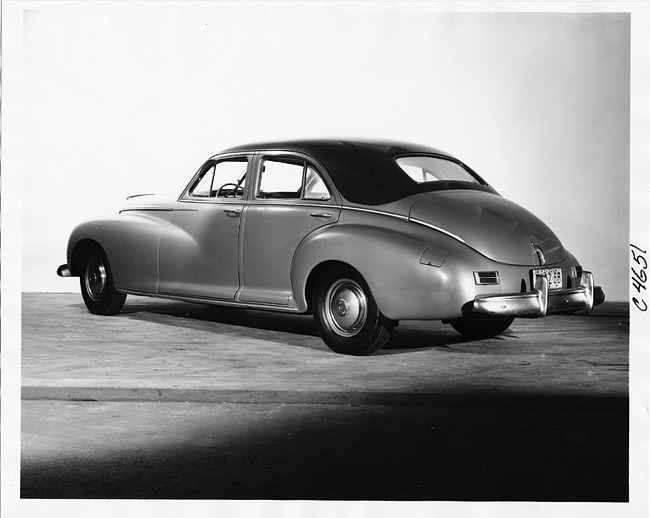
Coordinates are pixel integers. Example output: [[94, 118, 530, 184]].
[[290, 223, 498, 320]]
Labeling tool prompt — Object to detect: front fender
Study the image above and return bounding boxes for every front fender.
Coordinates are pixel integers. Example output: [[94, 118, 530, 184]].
[[67, 212, 169, 293]]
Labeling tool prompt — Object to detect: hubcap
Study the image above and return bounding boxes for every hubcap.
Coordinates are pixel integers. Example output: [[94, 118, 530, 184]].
[[336, 299, 350, 317], [85, 256, 107, 301], [324, 279, 368, 337]]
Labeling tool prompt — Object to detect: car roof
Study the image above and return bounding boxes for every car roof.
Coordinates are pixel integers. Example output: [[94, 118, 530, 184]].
[[220, 139, 489, 206], [222, 138, 452, 158]]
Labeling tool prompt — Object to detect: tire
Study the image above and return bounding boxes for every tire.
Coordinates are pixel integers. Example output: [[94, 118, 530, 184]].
[[312, 265, 393, 355], [80, 248, 126, 315], [450, 316, 514, 339]]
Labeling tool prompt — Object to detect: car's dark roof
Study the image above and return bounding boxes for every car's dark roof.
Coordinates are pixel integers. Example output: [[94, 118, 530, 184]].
[[221, 139, 490, 205], [222, 138, 451, 158]]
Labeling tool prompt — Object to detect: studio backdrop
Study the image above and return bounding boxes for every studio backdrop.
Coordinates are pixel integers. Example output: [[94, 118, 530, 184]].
[[19, 4, 630, 301]]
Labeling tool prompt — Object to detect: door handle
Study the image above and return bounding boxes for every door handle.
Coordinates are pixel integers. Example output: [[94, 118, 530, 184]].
[[223, 209, 242, 217], [310, 212, 332, 219]]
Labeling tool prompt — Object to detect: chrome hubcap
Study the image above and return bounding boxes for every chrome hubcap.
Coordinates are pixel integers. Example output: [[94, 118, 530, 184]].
[[336, 299, 350, 317], [324, 279, 368, 337], [85, 256, 107, 301]]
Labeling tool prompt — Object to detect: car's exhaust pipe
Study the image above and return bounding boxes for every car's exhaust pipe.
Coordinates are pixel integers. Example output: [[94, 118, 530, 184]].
[[57, 264, 72, 277]]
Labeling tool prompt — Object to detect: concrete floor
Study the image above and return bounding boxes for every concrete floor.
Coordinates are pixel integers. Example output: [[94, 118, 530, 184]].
[[21, 293, 629, 501]]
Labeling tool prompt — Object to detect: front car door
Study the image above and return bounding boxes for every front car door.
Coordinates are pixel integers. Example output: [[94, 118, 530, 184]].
[[239, 152, 340, 305], [157, 155, 250, 300]]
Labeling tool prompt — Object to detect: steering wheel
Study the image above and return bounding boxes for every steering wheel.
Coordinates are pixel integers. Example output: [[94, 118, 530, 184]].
[[216, 182, 244, 198]]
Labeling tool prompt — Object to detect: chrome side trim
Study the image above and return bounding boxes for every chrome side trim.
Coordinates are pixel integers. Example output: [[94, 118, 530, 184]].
[[408, 218, 466, 243], [341, 206, 408, 222], [119, 207, 174, 213], [341, 206, 466, 244], [247, 201, 337, 210], [119, 289, 304, 313], [126, 193, 156, 200]]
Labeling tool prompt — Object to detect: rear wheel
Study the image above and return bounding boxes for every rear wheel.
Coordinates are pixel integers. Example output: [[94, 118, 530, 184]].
[[313, 266, 393, 355], [80, 249, 126, 315], [450, 316, 514, 339]]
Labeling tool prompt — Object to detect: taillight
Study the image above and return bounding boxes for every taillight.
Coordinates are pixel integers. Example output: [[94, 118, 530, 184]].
[[474, 271, 500, 285]]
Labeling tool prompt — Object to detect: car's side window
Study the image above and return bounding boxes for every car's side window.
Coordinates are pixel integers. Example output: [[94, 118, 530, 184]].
[[258, 158, 303, 199], [258, 156, 331, 201], [188, 158, 248, 199], [303, 165, 331, 201], [189, 162, 216, 197]]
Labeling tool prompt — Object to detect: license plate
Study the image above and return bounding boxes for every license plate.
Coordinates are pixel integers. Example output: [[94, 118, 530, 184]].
[[533, 267, 563, 290]]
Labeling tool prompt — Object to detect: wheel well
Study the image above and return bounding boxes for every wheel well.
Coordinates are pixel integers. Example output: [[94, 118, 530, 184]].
[[304, 260, 359, 314], [69, 239, 104, 276]]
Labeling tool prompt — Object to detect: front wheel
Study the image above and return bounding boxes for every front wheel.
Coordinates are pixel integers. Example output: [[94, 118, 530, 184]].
[[313, 266, 393, 355], [80, 249, 126, 315], [450, 316, 514, 339]]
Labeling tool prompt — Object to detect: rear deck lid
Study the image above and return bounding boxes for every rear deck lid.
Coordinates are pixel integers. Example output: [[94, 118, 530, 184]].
[[408, 190, 566, 266]]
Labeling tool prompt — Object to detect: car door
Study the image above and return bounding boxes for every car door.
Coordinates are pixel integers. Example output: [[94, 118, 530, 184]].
[[239, 153, 340, 305], [157, 155, 250, 300]]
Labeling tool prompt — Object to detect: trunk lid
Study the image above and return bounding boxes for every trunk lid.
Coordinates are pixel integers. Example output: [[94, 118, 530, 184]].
[[408, 190, 566, 265]]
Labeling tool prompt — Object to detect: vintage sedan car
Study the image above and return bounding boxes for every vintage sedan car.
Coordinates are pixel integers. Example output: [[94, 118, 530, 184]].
[[58, 139, 604, 355]]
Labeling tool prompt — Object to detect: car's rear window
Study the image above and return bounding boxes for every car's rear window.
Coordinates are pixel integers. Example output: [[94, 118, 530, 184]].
[[396, 155, 482, 185]]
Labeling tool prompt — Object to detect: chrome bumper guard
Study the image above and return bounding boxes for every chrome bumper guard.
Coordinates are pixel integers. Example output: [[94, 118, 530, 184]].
[[472, 271, 595, 318]]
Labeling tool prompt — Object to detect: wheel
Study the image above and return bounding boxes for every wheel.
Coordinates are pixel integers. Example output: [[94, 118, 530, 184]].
[[80, 249, 126, 315], [450, 316, 514, 339], [312, 266, 393, 355]]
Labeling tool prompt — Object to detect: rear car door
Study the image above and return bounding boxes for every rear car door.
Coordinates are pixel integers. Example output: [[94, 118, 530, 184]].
[[239, 153, 340, 305]]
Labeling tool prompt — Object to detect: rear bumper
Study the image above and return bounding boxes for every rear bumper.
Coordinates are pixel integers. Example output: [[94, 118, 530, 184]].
[[472, 271, 604, 318]]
